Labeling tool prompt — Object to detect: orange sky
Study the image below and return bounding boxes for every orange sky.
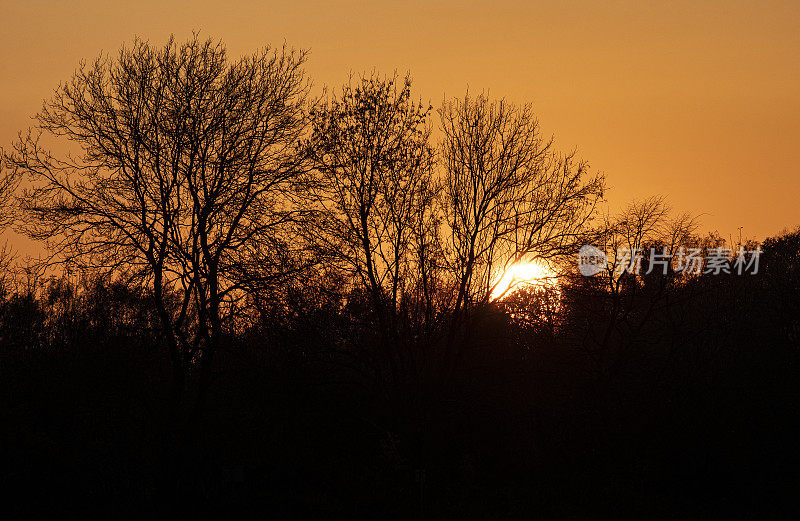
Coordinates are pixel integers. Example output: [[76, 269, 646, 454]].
[[2, 0, 798, 245]]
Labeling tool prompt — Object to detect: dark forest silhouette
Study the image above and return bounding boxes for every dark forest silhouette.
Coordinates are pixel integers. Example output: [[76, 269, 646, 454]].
[[0, 35, 798, 520]]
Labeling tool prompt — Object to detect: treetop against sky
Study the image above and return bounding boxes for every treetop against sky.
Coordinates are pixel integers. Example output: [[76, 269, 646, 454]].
[[1, 0, 798, 243]]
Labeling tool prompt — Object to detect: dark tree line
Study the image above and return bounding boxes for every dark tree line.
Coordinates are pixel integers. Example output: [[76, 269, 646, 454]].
[[0, 35, 798, 519]]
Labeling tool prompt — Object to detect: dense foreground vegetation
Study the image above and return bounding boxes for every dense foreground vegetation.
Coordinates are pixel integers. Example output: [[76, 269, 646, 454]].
[[0, 227, 798, 519]]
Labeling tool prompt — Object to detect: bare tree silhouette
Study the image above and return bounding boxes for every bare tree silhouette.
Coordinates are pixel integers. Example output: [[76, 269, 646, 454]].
[[0, 160, 19, 292], [0, 159, 18, 229], [438, 93, 604, 369], [305, 73, 439, 379], [4, 35, 311, 419]]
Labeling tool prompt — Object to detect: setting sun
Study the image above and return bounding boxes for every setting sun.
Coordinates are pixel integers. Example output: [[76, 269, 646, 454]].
[[491, 261, 555, 300]]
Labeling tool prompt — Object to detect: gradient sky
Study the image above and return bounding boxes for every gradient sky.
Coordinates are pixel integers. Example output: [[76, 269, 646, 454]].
[[2, 0, 798, 244]]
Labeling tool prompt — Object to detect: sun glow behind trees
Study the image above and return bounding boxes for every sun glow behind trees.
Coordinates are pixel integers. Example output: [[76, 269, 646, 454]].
[[491, 260, 556, 301]]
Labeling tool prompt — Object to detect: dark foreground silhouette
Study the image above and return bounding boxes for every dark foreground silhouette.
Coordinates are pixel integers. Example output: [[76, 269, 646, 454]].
[[0, 227, 798, 520]]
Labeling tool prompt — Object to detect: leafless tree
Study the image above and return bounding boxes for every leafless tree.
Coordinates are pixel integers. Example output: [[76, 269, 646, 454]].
[[571, 196, 704, 381], [598, 196, 701, 285], [5, 35, 312, 417], [0, 160, 19, 293], [304, 73, 442, 393], [0, 159, 18, 228], [438, 93, 604, 355], [306, 74, 437, 339]]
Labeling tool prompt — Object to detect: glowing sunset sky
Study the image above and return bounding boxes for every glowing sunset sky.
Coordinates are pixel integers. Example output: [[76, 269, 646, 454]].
[[1, 0, 798, 241]]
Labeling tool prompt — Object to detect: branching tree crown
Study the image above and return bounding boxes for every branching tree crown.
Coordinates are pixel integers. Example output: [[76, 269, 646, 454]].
[[5, 35, 311, 402], [306, 73, 438, 340], [438, 93, 605, 311]]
